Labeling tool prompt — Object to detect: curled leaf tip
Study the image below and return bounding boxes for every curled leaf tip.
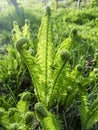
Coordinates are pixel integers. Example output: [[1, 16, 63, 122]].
[[76, 64, 82, 72], [25, 19, 30, 26], [46, 6, 51, 16], [35, 102, 48, 119], [13, 21, 17, 25], [70, 28, 78, 38], [16, 38, 29, 51], [12, 29, 16, 34], [60, 50, 70, 62], [24, 111, 34, 124]]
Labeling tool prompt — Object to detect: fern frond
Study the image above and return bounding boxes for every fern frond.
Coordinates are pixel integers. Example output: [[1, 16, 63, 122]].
[[18, 91, 31, 101], [63, 65, 82, 107], [35, 102, 48, 120], [12, 21, 22, 42], [16, 38, 42, 102], [81, 95, 89, 129], [49, 46, 71, 106], [78, 85, 89, 130], [22, 19, 34, 48], [16, 92, 30, 114], [86, 106, 98, 129], [68, 64, 82, 82], [24, 111, 34, 125], [49, 36, 77, 106], [12, 20, 33, 50], [16, 38, 29, 51], [16, 13, 54, 105], [17, 100, 29, 114], [41, 113, 64, 130], [22, 19, 30, 38], [56, 38, 72, 52], [36, 14, 54, 104], [0, 108, 10, 128], [35, 102, 63, 130], [8, 123, 19, 130]]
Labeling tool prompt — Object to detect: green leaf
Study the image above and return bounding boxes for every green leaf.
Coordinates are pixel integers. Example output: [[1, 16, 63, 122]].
[[36, 15, 54, 104], [17, 100, 29, 114], [86, 106, 98, 129], [41, 113, 64, 130]]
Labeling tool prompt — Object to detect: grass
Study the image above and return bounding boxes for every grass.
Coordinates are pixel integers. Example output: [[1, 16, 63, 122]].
[[0, 0, 45, 46], [0, 0, 45, 18]]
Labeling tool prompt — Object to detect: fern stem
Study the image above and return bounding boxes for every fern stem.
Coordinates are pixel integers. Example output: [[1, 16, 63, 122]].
[[49, 61, 66, 105], [45, 16, 49, 97]]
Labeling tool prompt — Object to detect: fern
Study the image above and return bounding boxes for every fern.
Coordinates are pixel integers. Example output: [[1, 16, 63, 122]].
[[0, 92, 34, 130], [35, 102, 63, 130], [16, 45, 42, 102], [15, 10, 82, 129], [12, 21, 22, 42], [15, 8, 96, 130], [17, 92, 31, 113], [22, 19, 30, 38], [48, 28, 81, 106], [86, 106, 98, 129], [12, 19, 32, 50], [24, 111, 34, 125], [41, 113, 64, 130], [79, 91, 98, 130], [36, 13, 54, 104], [64, 65, 82, 107], [48, 35, 73, 106], [16, 9, 54, 105]]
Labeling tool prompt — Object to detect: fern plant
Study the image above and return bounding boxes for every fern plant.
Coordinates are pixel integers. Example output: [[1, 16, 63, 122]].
[[13, 5, 98, 130], [15, 11, 82, 107], [14, 6, 85, 129], [14, 6, 66, 129], [72, 50, 98, 130], [0, 91, 36, 130]]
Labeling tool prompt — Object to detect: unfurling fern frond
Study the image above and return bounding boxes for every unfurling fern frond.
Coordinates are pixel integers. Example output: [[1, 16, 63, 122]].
[[22, 19, 30, 38], [68, 64, 82, 82], [16, 37, 42, 102], [70, 28, 78, 39], [35, 102, 48, 120], [16, 38, 29, 51], [12, 21, 22, 42], [41, 113, 64, 130], [18, 91, 31, 101], [17, 99, 29, 114], [35, 102, 63, 130], [12, 20, 32, 49], [49, 49, 70, 106], [17, 92, 31, 114], [49, 33, 77, 106], [24, 111, 34, 125], [15, 12, 64, 130], [16, 10, 54, 105]]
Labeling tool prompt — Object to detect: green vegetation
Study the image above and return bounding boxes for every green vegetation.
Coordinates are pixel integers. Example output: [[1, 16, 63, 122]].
[[1, 0, 98, 130]]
